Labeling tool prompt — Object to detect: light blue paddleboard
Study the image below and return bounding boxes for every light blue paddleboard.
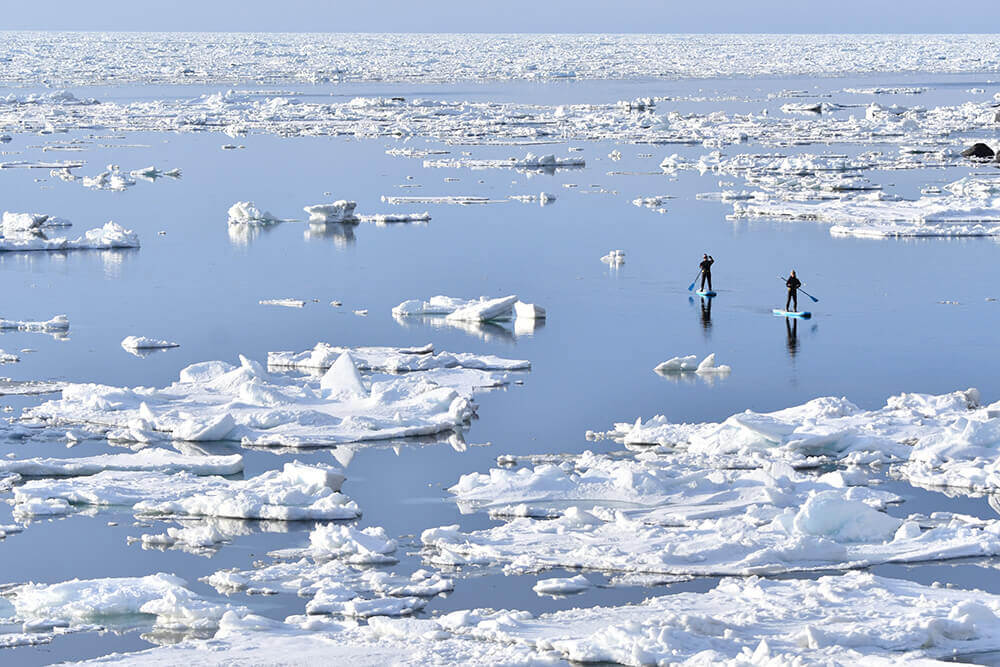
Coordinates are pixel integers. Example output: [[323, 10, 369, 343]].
[[696, 290, 717, 297], [773, 309, 811, 319]]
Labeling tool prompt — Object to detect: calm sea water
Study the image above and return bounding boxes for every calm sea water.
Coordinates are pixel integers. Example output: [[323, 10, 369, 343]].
[[3, 72, 1000, 664]]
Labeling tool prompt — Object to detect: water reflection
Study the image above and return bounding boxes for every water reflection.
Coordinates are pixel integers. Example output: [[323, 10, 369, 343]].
[[785, 317, 799, 357], [304, 222, 356, 247], [699, 296, 712, 338], [392, 312, 516, 343]]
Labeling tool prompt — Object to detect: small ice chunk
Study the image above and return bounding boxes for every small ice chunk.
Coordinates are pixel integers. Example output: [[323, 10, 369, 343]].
[[513, 301, 546, 320], [228, 201, 280, 225], [121, 336, 179, 351]]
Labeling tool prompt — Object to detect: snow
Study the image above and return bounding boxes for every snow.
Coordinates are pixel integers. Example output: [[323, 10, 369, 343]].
[[21, 352, 500, 447], [121, 337, 179, 351], [13, 461, 357, 521], [303, 201, 358, 223]]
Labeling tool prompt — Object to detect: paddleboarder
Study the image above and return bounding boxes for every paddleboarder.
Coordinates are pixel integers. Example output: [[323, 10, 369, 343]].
[[699, 254, 714, 291], [785, 270, 802, 312]]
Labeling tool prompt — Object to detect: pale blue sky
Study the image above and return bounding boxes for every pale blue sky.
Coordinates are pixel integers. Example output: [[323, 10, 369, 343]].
[[3, 0, 999, 33]]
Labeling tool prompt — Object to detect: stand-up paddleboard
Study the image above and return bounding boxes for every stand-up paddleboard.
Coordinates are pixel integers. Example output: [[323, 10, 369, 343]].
[[773, 309, 811, 319], [696, 290, 717, 297]]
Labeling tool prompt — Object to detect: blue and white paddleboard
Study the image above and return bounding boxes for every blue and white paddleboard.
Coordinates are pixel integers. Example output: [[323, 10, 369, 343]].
[[773, 309, 811, 319], [696, 290, 717, 297]]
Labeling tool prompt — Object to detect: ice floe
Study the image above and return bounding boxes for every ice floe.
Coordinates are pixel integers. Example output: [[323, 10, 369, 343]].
[[0, 222, 138, 252], [356, 212, 430, 224], [392, 295, 517, 322], [227, 201, 280, 226], [12, 461, 357, 521], [77, 571, 1000, 665], [258, 298, 305, 308], [654, 353, 731, 375], [1, 573, 243, 643], [600, 249, 625, 265], [21, 351, 504, 447], [121, 337, 179, 352], [0, 449, 243, 477], [0, 314, 68, 333], [268, 342, 529, 373], [303, 201, 358, 223]]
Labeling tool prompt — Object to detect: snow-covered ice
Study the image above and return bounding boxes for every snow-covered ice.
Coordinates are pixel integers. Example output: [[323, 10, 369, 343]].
[[121, 337, 179, 352], [227, 201, 280, 226], [654, 353, 731, 375], [303, 201, 358, 223], [21, 352, 503, 447], [0, 449, 243, 477], [267, 342, 529, 373], [13, 461, 357, 521], [0, 222, 138, 252]]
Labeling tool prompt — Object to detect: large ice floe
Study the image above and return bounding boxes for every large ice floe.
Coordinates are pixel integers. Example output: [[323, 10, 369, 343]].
[[11, 461, 357, 521], [71, 572, 1000, 665], [0, 218, 138, 252], [303, 201, 358, 223], [0, 573, 244, 648], [21, 348, 523, 447]]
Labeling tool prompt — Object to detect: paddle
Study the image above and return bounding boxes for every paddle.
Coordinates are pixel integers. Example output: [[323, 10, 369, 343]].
[[687, 271, 702, 292], [777, 276, 819, 303]]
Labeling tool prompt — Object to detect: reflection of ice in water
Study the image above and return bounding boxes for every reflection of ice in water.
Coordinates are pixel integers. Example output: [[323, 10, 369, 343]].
[[393, 312, 515, 343], [514, 317, 545, 337], [304, 222, 356, 247], [132, 516, 295, 557]]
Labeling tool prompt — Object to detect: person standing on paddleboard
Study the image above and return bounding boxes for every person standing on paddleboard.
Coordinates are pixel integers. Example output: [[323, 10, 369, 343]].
[[785, 270, 802, 312], [699, 254, 714, 291]]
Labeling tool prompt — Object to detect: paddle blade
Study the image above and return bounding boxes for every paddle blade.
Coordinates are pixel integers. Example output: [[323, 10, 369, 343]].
[[687, 281, 696, 291]]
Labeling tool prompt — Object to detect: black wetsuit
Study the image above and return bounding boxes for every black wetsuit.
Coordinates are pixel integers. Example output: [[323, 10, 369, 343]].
[[699, 257, 714, 290], [785, 275, 802, 311]]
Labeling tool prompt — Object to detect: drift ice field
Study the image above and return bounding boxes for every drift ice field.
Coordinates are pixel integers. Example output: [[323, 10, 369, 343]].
[[8, 31, 1000, 665]]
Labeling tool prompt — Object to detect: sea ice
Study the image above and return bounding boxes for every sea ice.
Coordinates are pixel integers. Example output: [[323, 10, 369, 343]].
[[654, 353, 731, 375], [392, 295, 517, 322], [303, 201, 358, 223], [227, 201, 280, 225], [600, 250, 625, 265], [0, 315, 69, 332], [121, 337, 179, 351], [267, 342, 529, 373], [0, 449, 243, 477], [22, 352, 488, 447], [0, 222, 138, 252], [13, 461, 357, 521]]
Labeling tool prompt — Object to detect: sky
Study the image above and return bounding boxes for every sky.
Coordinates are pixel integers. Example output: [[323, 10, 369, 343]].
[[4, 0, 1000, 33]]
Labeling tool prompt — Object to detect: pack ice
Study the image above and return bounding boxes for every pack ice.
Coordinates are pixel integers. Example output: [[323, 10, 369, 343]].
[[267, 342, 529, 373], [12, 461, 358, 521], [21, 350, 518, 447], [71, 572, 1000, 665]]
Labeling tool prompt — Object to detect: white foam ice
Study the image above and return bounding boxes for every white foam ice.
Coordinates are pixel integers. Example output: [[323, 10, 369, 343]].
[[654, 353, 731, 375], [22, 353, 492, 447], [121, 337, 179, 351], [267, 342, 529, 373], [12, 461, 356, 521], [0, 449, 243, 477], [303, 201, 358, 223], [227, 201, 280, 225], [0, 221, 138, 252]]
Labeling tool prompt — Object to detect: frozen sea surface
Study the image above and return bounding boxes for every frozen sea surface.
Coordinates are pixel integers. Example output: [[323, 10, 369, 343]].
[[6, 32, 1000, 665]]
